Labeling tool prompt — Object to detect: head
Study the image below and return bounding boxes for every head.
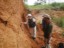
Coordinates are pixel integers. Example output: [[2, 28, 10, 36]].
[[45, 17, 51, 24], [27, 14, 32, 19], [42, 14, 51, 20]]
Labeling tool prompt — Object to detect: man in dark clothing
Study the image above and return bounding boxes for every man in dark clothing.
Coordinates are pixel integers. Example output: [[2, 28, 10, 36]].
[[42, 14, 53, 48]]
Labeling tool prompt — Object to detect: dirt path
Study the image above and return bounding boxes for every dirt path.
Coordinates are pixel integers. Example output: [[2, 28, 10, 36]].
[[32, 13, 64, 48]]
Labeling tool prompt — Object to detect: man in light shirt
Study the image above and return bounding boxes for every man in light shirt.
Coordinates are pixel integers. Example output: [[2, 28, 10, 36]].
[[21, 14, 37, 39]]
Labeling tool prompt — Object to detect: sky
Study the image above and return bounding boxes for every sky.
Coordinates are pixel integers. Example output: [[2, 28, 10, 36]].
[[26, 0, 64, 5]]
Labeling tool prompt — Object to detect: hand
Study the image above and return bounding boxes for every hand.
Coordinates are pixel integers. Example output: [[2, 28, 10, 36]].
[[21, 22, 27, 24]]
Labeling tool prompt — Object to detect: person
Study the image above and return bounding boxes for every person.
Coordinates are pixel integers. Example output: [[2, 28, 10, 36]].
[[21, 14, 37, 39], [42, 14, 53, 48]]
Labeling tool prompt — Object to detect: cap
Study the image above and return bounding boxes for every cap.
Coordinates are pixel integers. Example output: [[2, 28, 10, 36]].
[[42, 14, 51, 19], [27, 14, 32, 17]]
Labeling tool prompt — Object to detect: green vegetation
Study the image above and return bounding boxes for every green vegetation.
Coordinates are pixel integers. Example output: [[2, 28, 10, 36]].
[[52, 16, 64, 28], [27, 4, 51, 9], [62, 32, 64, 37], [50, 3, 64, 10], [26, 2, 64, 10], [38, 20, 42, 24]]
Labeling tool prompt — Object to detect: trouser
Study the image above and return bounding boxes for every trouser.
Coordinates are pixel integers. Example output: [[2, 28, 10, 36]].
[[44, 34, 52, 48], [29, 26, 37, 38]]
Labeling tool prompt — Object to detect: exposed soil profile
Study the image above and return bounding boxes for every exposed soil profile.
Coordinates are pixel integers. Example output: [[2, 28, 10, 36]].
[[0, 0, 64, 48]]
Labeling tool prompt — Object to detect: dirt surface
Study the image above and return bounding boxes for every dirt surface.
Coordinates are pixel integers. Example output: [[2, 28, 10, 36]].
[[32, 10, 64, 48], [0, 0, 39, 48], [0, 0, 64, 48]]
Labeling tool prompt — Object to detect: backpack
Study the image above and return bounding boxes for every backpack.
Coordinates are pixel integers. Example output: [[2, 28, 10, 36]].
[[58, 43, 64, 48], [28, 18, 36, 28]]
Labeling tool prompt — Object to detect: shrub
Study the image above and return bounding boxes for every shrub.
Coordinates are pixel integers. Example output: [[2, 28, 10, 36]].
[[51, 2, 60, 7], [60, 3, 64, 10], [52, 16, 64, 28], [50, 3, 64, 10], [38, 20, 42, 24], [62, 32, 64, 37]]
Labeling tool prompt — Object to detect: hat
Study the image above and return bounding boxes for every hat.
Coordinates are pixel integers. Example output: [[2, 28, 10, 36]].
[[42, 14, 51, 19], [27, 14, 32, 17]]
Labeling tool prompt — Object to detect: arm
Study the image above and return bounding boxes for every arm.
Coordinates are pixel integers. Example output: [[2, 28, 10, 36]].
[[21, 22, 27, 24], [33, 18, 36, 22], [21, 18, 28, 24], [33, 18, 37, 25]]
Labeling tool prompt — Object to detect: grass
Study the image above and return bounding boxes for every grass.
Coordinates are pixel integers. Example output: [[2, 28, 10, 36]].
[[25, 3, 64, 10], [52, 16, 64, 28], [62, 32, 64, 37], [27, 4, 52, 10]]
